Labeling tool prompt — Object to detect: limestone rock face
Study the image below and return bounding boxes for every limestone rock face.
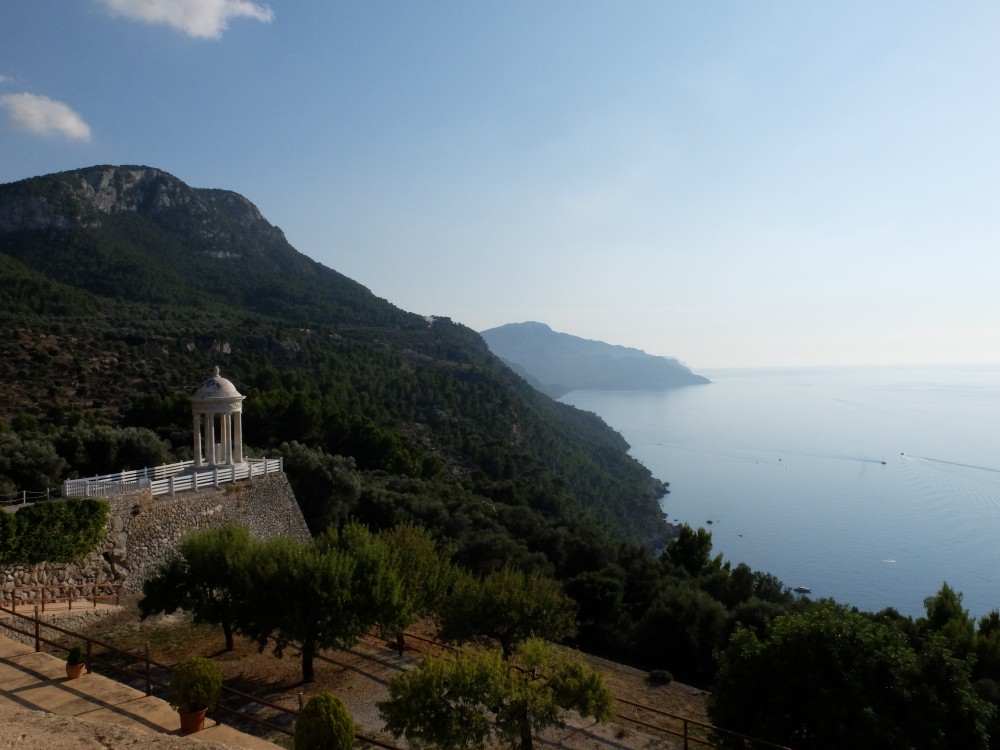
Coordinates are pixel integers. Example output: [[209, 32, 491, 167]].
[[0, 165, 284, 249]]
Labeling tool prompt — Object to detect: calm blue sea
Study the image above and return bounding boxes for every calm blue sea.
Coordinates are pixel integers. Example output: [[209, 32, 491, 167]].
[[561, 365, 1000, 620]]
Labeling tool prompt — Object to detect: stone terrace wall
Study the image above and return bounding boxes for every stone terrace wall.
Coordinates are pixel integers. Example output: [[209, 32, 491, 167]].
[[0, 472, 310, 599]]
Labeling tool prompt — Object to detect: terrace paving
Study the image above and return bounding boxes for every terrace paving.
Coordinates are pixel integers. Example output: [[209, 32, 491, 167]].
[[0, 631, 281, 749]]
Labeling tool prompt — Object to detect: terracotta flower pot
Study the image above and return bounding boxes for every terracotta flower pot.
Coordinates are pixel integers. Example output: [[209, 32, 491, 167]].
[[65, 662, 85, 679], [178, 708, 207, 734]]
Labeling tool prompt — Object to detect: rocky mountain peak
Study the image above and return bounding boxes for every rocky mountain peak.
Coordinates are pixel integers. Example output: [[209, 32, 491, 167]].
[[0, 165, 275, 242]]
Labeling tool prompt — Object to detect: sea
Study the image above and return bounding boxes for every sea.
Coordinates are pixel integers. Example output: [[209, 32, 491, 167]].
[[560, 365, 1000, 620]]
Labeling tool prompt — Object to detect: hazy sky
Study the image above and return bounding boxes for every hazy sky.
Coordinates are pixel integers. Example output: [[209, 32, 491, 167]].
[[2, 2, 999, 368]]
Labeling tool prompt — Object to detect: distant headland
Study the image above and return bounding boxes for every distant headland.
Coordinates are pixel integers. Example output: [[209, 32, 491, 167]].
[[480, 321, 710, 398]]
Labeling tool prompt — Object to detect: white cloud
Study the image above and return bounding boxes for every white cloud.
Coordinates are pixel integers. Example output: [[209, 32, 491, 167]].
[[0, 93, 92, 141], [101, 0, 274, 39]]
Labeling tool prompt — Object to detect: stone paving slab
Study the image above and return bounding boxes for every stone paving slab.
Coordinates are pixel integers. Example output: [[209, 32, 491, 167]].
[[0, 634, 31, 659], [7, 649, 69, 679], [0, 660, 42, 692], [0, 704, 255, 750], [0, 632, 283, 749], [76, 694, 180, 736], [199, 722, 292, 750]]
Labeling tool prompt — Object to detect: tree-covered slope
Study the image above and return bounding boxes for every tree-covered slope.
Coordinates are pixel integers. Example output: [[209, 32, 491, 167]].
[[0, 165, 671, 550]]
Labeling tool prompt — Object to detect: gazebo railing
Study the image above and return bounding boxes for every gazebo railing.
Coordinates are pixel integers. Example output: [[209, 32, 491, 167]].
[[62, 458, 283, 499]]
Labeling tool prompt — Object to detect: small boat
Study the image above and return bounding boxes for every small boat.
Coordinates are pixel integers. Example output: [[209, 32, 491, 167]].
[[793, 586, 812, 594]]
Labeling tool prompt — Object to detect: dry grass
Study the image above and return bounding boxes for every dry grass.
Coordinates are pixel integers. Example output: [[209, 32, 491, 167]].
[[73, 599, 711, 750]]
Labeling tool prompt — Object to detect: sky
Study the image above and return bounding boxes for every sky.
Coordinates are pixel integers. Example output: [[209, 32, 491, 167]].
[[2, 1, 1000, 369]]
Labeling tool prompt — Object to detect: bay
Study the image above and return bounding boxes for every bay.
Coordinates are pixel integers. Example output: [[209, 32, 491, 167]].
[[561, 365, 1000, 619]]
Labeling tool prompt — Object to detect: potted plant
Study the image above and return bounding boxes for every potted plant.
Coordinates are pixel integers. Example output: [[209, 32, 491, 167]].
[[168, 657, 222, 734], [65, 645, 85, 679]]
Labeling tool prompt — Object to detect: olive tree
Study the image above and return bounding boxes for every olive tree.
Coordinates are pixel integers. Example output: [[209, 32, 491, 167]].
[[378, 523, 457, 654], [139, 524, 255, 651], [379, 637, 613, 750], [238, 523, 403, 682], [440, 565, 577, 658]]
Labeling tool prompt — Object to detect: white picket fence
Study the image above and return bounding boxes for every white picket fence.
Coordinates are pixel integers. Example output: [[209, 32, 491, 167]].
[[62, 458, 283, 499]]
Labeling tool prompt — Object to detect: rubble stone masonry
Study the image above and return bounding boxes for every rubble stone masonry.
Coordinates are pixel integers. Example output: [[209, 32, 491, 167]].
[[0, 472, 310, 602]]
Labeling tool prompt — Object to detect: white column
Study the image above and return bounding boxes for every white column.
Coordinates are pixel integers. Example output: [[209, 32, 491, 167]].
[[193, 412, 203, 467], [224, 412, 233, 464], [206, 412, 216, 465], [233, 411, 244, 463]]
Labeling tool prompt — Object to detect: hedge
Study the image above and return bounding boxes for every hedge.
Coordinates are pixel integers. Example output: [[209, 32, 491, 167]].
[[0, 499, 108, 564]]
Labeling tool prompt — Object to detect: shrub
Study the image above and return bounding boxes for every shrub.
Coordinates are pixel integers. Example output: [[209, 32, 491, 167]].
[[0, 499, 108, 564], [168, 657, 222, 713], [647, 669, 673, 686], [295, 693, 354, 750]]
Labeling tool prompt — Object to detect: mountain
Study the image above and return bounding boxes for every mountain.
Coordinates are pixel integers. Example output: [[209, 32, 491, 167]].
[[480, 322, 709, 398], [0, 165, 672, 555], [0, 165, 413, 326]]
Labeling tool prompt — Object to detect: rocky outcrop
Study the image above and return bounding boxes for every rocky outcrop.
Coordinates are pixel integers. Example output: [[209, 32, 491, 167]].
[[0, 165, 284, 247]]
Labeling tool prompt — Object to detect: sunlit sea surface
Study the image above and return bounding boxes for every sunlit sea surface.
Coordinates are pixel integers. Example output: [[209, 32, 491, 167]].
[[561, 365, 1000, 619]]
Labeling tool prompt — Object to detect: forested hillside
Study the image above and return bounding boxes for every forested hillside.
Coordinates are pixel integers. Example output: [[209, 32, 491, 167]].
[[0, 165, 669, 555]]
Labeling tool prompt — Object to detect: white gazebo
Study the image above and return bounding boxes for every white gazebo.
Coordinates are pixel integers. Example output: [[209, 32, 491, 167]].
[[191, 366, 246, 467]]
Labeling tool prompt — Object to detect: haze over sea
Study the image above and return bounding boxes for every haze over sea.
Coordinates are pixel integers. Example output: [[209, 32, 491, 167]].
[[561, 365, 1000, 620]]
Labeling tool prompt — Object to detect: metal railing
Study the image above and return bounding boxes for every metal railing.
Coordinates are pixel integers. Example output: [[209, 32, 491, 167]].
[[0, 604, 405, 747], [0, 487, 64, 507], [0, 582, 121, 613], [615, 697, 793, 750]]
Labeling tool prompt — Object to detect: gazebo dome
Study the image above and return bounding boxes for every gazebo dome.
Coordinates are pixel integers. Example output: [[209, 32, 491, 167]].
[[192, 366, 243, 401]]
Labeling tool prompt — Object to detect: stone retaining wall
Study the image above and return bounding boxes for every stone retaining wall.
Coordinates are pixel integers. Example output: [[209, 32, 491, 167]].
[[0, 472, 310, 599]]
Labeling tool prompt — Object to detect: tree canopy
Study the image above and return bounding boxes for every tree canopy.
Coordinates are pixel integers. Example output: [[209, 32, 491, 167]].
[[140, 523, 404, 682], [709, 603, 993, 750], [139, 524, 256, 651], [379, 638, 613, 750], [237, 524, 404, 683], [440, 565, 577, 658]]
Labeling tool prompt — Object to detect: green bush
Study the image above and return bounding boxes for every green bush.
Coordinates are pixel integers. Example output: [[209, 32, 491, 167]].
[[646, 669, 673, 686], [168, 657, 222, 713], [295, 693, 354, 750], [0, 512, 15, 561], [0, 499, 108, 564]]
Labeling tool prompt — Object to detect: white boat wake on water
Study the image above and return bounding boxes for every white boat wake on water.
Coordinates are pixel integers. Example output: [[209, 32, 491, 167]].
[[905, 454, 1000, 474]]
